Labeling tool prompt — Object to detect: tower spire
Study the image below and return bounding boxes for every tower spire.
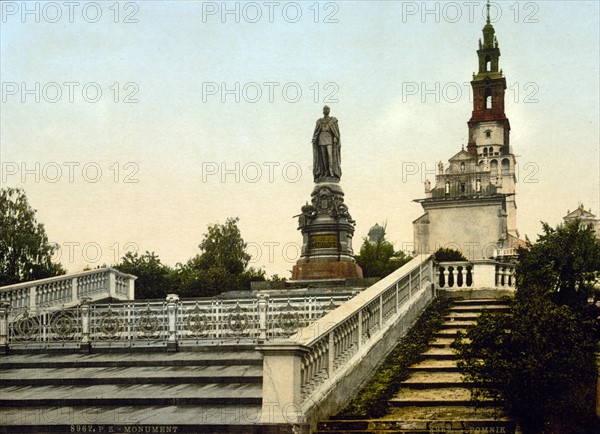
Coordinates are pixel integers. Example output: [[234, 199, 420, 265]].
[[486, 0, 491, 24]]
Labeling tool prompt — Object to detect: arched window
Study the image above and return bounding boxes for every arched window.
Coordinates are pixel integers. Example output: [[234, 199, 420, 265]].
[[490, 159, 498, 175], [501, 158, 510, 175], [484, 88, 493, 109], [485, 130, 492, 139], [483, 147, 488, 156], [485, 55, 491, 72]]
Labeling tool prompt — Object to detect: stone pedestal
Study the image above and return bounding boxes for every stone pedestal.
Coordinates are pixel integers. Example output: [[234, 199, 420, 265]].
[[292, 181, 362, 280]]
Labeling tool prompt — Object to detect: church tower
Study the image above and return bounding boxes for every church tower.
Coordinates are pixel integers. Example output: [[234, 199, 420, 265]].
[[466, 1, 518, 238], [413, 2, 522, 260]]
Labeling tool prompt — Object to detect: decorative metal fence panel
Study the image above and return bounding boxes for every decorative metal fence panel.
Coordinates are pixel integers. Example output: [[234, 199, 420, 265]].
[[2, 293, 354, 351], [8, 306, 82, 349]]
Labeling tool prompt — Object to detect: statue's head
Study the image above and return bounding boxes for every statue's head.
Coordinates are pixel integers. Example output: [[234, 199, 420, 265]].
[[323, 105, 330, 116]]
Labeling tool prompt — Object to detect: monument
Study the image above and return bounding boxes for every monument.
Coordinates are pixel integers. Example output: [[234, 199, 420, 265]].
[[291, 106, 363, 280]]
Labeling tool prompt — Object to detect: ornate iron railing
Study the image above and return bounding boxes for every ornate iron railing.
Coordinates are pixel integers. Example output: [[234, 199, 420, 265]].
[[1, 293, 353, 350]]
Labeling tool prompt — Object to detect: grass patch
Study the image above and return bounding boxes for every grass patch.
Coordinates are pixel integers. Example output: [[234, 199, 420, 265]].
[[335, 296, 453, 419]]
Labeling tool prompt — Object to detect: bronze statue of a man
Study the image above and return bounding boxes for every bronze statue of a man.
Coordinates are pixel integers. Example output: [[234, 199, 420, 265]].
[[312, 105, 341, 182]]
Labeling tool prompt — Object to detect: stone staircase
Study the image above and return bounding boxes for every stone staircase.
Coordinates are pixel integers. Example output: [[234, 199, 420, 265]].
[[0, 349, 267, 433], [316, 298, 517, 434]]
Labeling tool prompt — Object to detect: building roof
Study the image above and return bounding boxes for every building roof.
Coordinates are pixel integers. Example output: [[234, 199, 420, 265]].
[[564, 204, 597, 221]]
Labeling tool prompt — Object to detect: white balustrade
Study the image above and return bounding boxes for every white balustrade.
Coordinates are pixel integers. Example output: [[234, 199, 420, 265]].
[[259, 254, 435, 425], [0, 268, 136, 314], [436, 260, 516, 290]]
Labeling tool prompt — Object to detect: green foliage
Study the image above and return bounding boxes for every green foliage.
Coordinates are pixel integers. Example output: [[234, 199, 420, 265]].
[[115, 217, 265, 299], [434, 247, 468, 262], [517, 220, 600, 308], [337, 297, 453, 418], [114, 251, 172, 299], [356, 224, 411, 278], [0, 188, 65, 286], [172, 217, 263, 297], [454, 220, 600, 434], [194, 217, 251, 275]]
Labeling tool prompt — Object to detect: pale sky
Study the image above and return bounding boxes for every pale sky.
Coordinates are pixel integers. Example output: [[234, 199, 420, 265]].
[[1, 0, 599, 278]]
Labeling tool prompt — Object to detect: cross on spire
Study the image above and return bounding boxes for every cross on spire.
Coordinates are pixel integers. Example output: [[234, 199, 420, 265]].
[[486, 0, 491, 24]]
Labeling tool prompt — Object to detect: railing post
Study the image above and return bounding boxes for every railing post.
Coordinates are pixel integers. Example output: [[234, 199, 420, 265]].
[[166, 294, 179, 352], [71, 277, 78, 303], [108, 270, 117, 298], [29, 286, 37, 310], [0, 302, 10, 355], [127, 276, 136, 300], [257, 293, 269, 343], [258, 344, 309, 425], [80, 297, 91, 353]]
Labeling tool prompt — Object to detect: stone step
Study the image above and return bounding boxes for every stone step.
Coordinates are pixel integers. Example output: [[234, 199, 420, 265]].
[[0, 404, 265, 428], [389, 387, 497, 407], [430, 337, 468, 348], [0, 364, 263, 386], [421, 348, 457, 360], [452, 299, 509, 306], [317, 418, 515, 433], [403, 371, 465, 385], [409, 359, 460, 372], [0, 350, 263, 369], [0, 382, 263, 407], [440, 320, 477, 329], [434, 328, 468, 338], [445, 312, 480, 320], [449, 305, 510, 313], [384, 405, 511, 421]]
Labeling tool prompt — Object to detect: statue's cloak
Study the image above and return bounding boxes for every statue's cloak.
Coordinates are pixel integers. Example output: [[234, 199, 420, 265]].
[[312, 117, 342, 181]]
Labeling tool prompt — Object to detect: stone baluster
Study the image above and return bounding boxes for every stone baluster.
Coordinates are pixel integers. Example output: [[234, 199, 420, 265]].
[[166, 294, 179, 352]]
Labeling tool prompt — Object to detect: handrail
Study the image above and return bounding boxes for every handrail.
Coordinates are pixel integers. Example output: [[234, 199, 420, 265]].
[[0, 268, 135, 292], [258, 254, 435, 425]]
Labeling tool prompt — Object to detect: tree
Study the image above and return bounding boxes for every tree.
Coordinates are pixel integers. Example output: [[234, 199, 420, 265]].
[[0, 188, 65, 286], [173, 217, 264, 297], [454, 220, 600, 434], [433, 247, 467, 262], [356, 224, 411, 278], [194, 217, 251, 275], [114, 251, 172, 299], [517, 220, 600, 308]]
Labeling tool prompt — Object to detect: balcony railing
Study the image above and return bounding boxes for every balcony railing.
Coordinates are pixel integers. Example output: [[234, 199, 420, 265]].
[[436, 260, 516, 289], [0, 292, 354, 351], [0, 268, 136, 313]]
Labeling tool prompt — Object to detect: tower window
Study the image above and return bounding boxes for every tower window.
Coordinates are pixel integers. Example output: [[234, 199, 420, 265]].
[[490, 160, 498, 175], [485, 130, 492, 138], [484, 88, 493, 109], [485, 55, 491, 72], [483, 148, 488, 156]]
